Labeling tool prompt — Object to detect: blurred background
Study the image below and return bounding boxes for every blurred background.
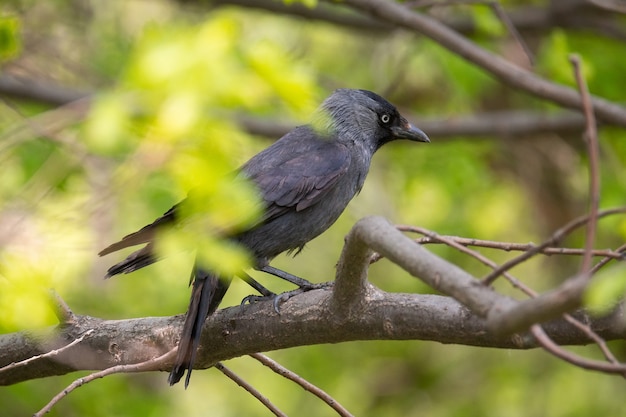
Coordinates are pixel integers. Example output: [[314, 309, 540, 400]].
[[1, 0, 625, 415]]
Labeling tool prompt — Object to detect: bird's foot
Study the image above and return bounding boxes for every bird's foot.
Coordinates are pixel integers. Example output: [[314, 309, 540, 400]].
[[241, 282, 331, 314]]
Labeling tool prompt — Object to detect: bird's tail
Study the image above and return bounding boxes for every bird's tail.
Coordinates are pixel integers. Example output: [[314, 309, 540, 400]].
[[168, 266, 230, 387], [102, 243, 157, 279]]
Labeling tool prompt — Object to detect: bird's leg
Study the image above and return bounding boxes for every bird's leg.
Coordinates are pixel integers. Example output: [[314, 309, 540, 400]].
[[239, 265, 329, 313], [258, 265, 316, 289], [237, 271, 277, 308], [259, 265, 330, 313], [236, 271, 275, 297]]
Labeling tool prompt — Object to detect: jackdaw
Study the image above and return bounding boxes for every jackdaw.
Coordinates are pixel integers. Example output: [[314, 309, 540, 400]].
[[99, 88, 430, 387]]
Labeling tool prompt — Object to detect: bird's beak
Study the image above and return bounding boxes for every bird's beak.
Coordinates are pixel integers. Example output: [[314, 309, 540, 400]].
[[392, 121, 430, 143]]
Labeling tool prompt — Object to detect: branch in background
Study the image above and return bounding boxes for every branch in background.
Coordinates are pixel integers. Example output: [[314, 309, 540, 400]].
[[179, 0, 626, 41], [338, 0, 626, 127], [216, 362, 287, 417], [0, 75, 89, 105], [410, 0, 536, 66], [239, 111, 590, 140], [250, 353, 355, 417], [0, 74, 594, 140], [570, 54, 600, 274]]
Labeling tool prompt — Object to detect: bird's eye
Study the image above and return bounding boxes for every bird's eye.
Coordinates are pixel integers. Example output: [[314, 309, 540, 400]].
[[380, 113, 391, 124]]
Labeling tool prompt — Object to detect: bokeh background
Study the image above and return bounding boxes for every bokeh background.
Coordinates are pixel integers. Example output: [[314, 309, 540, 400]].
[[1, 0, 626, 415]]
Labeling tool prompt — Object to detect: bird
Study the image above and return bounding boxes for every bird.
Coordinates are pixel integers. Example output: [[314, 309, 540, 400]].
[[99, 88, 430, 387]]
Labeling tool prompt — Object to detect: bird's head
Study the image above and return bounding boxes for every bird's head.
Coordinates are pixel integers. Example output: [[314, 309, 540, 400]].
[[314, 89, 430, 152]]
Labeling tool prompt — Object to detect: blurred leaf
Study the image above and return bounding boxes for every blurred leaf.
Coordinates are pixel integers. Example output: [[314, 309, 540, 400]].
[[537, 30, 594, 87], [83, 93, 134, 155], [0, 15, 21, 61], [245, 39, 318, 115], [471, 5, 504, 37], [284, 0, 318, 9], [156, 227, 253, 277], [584, 264, 626, 315], [0, 254, 56, 332]]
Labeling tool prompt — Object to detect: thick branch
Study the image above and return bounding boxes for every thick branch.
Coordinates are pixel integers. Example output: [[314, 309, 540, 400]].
[[1, 289, 624, 386], [335, 216, 610, 337], [343, 216, 517, 317], [2, 218, 623, 386], [487, 274, 589, 335]]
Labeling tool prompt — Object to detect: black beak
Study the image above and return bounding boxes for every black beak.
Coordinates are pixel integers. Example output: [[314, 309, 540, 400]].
[[391, 122, 430, 143]]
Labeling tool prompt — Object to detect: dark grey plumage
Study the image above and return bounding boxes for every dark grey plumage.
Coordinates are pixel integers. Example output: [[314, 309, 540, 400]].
[[99, 89, 429, 387]]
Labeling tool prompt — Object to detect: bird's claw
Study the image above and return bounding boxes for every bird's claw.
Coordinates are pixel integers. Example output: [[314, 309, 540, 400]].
[[241, 282, 331, 314], [240, 294, 272, 306]]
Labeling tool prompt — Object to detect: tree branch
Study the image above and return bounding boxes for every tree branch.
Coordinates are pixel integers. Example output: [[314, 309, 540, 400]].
[[1, 74, 598, 141], [3, 218, 624, 386], [338, 0, 626, 126], [239, 110, 591, 140], [0, 74, 89, 105], [179, 0, 626, 42]]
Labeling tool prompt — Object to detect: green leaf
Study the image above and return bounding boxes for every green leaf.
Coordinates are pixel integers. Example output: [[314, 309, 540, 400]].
[[584, 264, 626, 315], [0, 15, 21, 61], [283, 0, 318, 9], [471, 5, 504, 37]]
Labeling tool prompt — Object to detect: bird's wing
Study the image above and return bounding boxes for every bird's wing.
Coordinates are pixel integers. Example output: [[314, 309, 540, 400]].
[[100, 128, 350, 255], [244, 135, 351, 222]]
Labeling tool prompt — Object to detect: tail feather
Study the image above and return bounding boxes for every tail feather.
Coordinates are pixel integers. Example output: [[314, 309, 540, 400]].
[[168, 267, 230, 387], [98, 204, 179, 257], [103, 243, 157, 279]]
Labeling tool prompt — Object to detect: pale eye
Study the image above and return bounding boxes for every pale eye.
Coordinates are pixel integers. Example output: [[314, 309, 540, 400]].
[[380, 114, 391, 124]]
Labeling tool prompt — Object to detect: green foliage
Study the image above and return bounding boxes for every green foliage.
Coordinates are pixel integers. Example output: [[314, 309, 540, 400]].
[[1, 1, 626, 416], [425, 42, 497, 114], [0, 15, 20, 61], [585, 264, 626, 315], [283, 0, 318, 9], [536, 30, 593, 88], [81, 12, 319, 276], [471, 5, 505, 38]]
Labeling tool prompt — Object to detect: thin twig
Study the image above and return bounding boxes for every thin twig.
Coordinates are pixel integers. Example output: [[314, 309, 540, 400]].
[[481, 208, 626, 285], [591, 243, 626, 274], [250, 353, 355, 417], [531, 324, 626, 374], [386, 229, 624, 260], [215, 362, 287, 417], [488, 1, 534, 66], [393, 225, 537, 297], [570, 54, 601, 274], [0, 96, 91, 155], [0, 330, 94, 374], [395, 226, 623, 364], [561, 314, 623, 368], [34, 348, 177, 416]]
